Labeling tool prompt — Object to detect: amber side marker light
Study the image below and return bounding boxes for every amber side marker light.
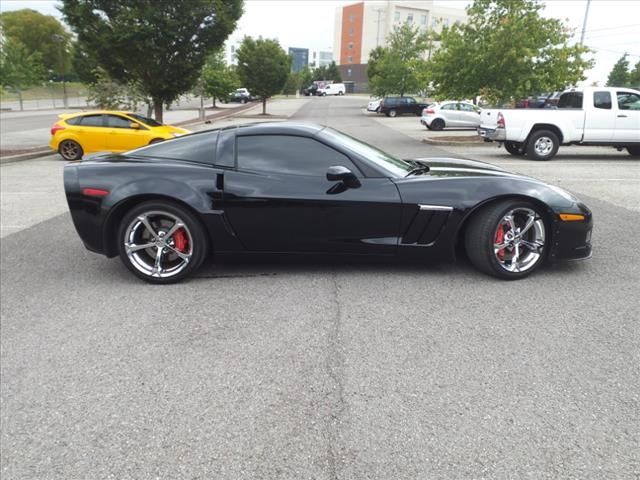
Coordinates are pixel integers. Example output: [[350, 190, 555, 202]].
[[559, 213, 586, 221]]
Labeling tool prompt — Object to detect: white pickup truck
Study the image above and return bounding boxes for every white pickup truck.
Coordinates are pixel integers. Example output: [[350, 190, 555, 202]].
[[478, 87, 640, 160]]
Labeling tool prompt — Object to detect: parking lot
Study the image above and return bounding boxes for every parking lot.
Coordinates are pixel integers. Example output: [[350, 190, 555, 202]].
[[1, 96, 639, 478]]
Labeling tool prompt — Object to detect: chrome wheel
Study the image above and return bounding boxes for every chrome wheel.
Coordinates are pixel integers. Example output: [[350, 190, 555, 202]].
[[533, 136, 554, 156], [123, 210, 193, 279], [493, 208, 545, 273]]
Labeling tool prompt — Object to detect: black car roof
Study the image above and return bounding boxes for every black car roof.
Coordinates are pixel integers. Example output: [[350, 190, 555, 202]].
[[188, 121, 325, 137]]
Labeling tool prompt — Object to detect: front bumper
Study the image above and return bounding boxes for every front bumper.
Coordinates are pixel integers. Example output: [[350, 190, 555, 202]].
[[477, 126, 506, 142], [549, 208, 593, 262]]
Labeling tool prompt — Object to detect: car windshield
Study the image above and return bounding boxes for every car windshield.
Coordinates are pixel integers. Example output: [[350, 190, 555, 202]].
[[127, 113, 162, 127], [320, 127, 412, 177]]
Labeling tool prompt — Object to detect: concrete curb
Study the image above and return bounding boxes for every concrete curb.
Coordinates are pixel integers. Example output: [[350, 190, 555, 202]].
[[1, 149, 53, 164], [422, 136, 484, 146]]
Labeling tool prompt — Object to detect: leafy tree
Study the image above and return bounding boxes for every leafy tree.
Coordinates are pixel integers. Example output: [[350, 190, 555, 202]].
[[86, 67, 150, 111], [282, 71, 302, 96], [369, 23, 429, 97], [0, 38, 45, 110], [0, 9, 72, 79], [235, 36, 290, 114], [200, 51, 239, 107], [299, 66, 314, 89], [629, 60, 640, 88], [366, 46, 387, 82], [325, 61, 342, 83], [60, 0, 243, 122], [428, 0, 592, 104], [606, 54, 630, 87]]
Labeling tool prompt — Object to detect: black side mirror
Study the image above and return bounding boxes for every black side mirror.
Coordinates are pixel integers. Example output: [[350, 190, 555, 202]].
[[326, 165, 360, 188]]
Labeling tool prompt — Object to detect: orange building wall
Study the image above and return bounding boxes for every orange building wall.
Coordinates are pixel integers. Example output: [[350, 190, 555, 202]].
[[340, 2, 363, 65]]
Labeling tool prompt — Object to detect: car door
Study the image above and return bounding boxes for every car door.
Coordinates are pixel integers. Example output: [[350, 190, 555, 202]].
[[440, 103, 460, 126], [458, 103, 482, 127], [613, 91, 640, 142], [405, 97, 417, 115], [583, 91, 615, 142], [222, 134, 402, 255], [73, 114, 110, 153], [105, 114, 151, 152]]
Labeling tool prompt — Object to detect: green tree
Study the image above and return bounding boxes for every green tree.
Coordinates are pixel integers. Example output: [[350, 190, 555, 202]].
[[299, 65, 314, 89], [0, 9, 72, 79], [428, 0, 592, 104], [235, 36, 291, 114], [606, 54, 630, 87], [60, 0, 243, 122], [366, 46, 387, 82], [282, 71, 302, 96], [325, 61, 342, 82], [200, 51, 239, 107], [629, 60, 640, 88], [369, 23, 429, 97], [0, 38, 45, 110]]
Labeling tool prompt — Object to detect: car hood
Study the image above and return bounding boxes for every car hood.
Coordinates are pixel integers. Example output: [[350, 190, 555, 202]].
[[408, 157, 521, 178]]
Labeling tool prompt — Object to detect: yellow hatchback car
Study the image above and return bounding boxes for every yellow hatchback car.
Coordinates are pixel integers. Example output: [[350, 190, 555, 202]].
[[49, 110, 190, 160]]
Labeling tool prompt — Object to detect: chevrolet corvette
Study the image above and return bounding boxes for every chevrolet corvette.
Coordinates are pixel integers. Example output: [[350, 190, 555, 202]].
[[63, 122, 592, 283]]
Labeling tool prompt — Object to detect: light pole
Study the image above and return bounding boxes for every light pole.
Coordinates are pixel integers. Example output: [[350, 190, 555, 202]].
[[52, 34, 68, 108], [580, 0, 592, 45]]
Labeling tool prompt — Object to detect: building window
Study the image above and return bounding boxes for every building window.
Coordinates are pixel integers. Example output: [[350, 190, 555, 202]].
[[349, 14, 356, 22], [347, 68, 352, 78], [347, 56, 353, 64], [349, 27, 354, 36], [394, 11, 400, 21], [443, 18, 449, 27], [421, 14, 427, 25], [406, 13, 414, 23], [348, 42, 353, 50]]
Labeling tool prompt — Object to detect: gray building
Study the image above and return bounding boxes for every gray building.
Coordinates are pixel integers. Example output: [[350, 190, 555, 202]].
[[288, 47, 309, 73]]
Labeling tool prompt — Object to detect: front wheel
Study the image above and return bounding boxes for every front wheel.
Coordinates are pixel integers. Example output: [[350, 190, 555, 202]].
[[58, 140, 83, 161], [627, 146, 640, 157], [338, 91, 344, 96], [504, 141, 525, 156], [117, 201, 208, 284], [465, 200, 547, 280], [526, 129, 559, 161]]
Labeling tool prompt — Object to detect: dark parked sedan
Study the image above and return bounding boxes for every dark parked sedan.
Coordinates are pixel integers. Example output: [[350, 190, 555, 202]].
[[63, 122, 593, 283]]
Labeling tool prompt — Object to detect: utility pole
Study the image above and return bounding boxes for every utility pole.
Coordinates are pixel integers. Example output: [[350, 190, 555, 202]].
[[579, 0, 591, 45]]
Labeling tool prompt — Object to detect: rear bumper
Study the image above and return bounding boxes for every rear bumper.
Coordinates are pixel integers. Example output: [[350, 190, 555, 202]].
[[477, 126, 506, 142]]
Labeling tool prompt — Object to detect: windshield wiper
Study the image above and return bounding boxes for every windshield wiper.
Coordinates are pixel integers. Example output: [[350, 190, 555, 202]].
[[405, 162, 430, 176]]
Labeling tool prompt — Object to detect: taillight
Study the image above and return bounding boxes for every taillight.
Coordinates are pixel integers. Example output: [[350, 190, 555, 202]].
[[82, 188, 110, 198], [497, 112, 505, 129], [51, 123, 65, 135], [425, 108, 435, 115]]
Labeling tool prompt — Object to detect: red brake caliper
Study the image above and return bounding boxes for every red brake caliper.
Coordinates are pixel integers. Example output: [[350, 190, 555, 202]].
[[173, 228, 189, 253], [495, 224, 505, 261]]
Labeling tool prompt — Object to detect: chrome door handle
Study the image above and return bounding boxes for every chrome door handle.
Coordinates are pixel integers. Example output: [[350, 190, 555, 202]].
[[617, 115, 628, 118]]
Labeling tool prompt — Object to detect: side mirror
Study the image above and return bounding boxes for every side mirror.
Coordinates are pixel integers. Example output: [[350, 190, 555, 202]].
[[326, 165, 360, 188], [129, 122, 140, 129]]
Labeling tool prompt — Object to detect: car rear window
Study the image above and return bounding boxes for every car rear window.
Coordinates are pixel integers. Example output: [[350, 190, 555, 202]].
[[127, 131, 219, 164], [558, 92, 583, 109]]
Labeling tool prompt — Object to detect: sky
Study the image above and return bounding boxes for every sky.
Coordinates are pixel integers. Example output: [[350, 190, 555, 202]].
[[2, 0, 639, 86]]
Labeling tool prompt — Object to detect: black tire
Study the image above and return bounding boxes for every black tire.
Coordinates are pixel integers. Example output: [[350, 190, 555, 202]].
[[148, 138, 164, 145], [425, 123, 432, 130], [388, 109, 397, 118], [431, 118, 445, 131], [526, 129, 559, 161], [465, 200, 548, 280], [58, 140, 83, 161], [504, 141, 525, 156], [117, 200, 208, 284], [338, 91, 344, 96], [241, 98, 247, 104], [627, 146, 640, 157]]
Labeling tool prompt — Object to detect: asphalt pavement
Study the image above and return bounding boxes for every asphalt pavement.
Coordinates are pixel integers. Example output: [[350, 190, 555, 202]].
[[1, 95, 639, 479]]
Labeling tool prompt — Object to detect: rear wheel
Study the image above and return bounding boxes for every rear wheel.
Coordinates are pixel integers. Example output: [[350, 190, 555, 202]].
[[431, 118, 445, 131], [465, 200, 547, 280], [504, 141, 525, 156], [338, 91, 344, 96], [117, 201, 208, 284], [58, 140, 83, 161], [627, 146, 640, 157], [388, 109, 397, 118], [526, 129, 559, 161]]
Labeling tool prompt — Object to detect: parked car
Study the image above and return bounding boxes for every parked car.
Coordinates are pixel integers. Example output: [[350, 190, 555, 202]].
[[379, 96, 429, 117], [478, 87, 640, 160], [367, 98, 381, 112], [63, 122, 592, 284], [420, 101, 481, 130], [227, 88, 252, 103], [49, 111, 190, 161], [318, 83, 346, 96], [516, 92, 563, 108], [302, 84, 318, 96]]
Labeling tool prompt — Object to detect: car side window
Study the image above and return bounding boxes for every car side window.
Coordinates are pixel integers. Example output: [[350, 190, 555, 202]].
[[617, 92, 640, 110], [558, 92, 583, 109], [442, 104, 455, 110], [407, 98, 416, 104], [237, 135, 357, 177], [106, 115, 135, 129], [78, 114, 104, 127], [594, 91, 612, 109]]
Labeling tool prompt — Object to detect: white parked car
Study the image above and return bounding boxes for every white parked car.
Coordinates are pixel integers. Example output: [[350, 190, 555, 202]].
[[367, 98, 381, 112], [319, 83, 346, 96], [420, 101, 482, 130]]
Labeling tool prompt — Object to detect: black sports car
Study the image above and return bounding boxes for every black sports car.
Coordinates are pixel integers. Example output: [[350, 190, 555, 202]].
[[63, 122, 592, 283]]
